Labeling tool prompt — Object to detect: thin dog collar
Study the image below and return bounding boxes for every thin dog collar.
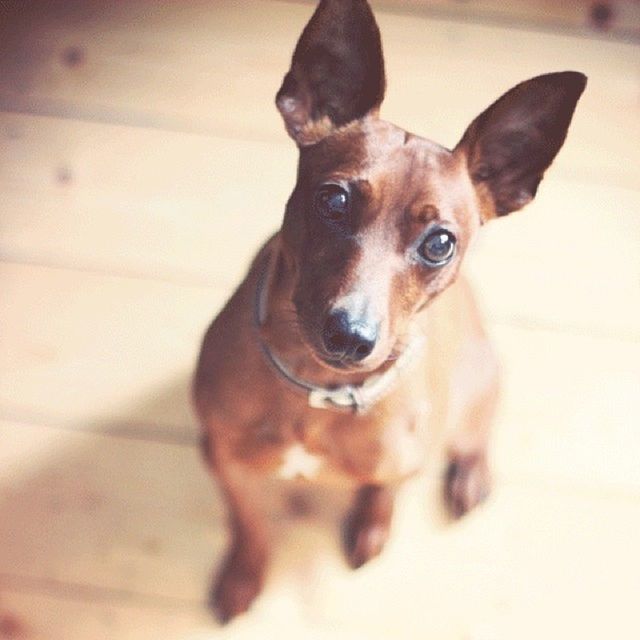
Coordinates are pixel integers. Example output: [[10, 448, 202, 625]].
[[254, 252, 426, 414]]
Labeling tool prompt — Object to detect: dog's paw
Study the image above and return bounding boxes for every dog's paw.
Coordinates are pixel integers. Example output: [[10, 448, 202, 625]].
[[443, 453, 492, 520], [343, 518, 390, 569], [210, 550, 265, 624], [342, 488, 393, 570]]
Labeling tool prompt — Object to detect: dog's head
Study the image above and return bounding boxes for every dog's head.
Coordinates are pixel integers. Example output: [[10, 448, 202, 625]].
[[275, 0, 585, 372]]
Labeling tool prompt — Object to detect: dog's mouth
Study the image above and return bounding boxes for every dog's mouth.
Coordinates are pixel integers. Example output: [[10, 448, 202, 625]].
[[306, 338, 398, 375], [315, 353, 362, 372]]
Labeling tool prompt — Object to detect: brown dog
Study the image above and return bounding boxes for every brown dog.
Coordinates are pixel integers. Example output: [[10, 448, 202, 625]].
[[193, 0, 585, 623]]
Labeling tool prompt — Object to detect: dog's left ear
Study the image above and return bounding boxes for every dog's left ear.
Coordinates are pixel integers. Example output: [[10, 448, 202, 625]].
[[276, 0, 385, 146], [455, 71, 587, 221]]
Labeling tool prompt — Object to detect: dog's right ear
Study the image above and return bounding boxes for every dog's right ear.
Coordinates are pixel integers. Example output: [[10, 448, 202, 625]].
[[276, 0, 386, 146]]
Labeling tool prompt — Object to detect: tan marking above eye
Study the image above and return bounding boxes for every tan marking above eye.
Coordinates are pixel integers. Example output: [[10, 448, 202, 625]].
[[415, 204, 439, 224]]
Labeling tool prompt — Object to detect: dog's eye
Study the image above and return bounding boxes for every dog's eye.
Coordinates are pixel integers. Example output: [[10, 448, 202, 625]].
[[418, 228, 456, 266], [315, 184, 349, 221]]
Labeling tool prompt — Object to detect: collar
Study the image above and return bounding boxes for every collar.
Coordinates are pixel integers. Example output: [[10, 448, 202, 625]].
[[254, 252, 426, 414]]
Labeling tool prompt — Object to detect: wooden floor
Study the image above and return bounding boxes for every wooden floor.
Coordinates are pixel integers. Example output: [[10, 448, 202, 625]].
[[1, 1, 639, 638]]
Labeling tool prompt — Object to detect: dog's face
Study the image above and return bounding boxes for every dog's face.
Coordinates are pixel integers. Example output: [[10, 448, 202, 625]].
[[281, 119, 477, 372], [275, 0, 585, 372]]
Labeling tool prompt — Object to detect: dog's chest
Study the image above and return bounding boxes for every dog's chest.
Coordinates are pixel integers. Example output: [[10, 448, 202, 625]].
[[277, 442, 325, 480], [268, 402, 430, 484]]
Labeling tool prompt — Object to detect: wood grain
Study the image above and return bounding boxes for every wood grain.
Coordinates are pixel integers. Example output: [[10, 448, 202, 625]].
[[358, 0, 640, 40], [0, 112, 295, 288], [0, 263, 221, 440], [1, 114, 638, 337], [1, 422, 638, 638], [0, 1, 638, 188], [1, 264, 638, 495], [0, 591, 211, 640]]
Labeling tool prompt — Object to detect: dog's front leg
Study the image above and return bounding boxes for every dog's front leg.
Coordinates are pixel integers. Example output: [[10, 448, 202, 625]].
[[209, 450, 269, 623], [443, 337, 499, 520], [342, 484, 395, 569]]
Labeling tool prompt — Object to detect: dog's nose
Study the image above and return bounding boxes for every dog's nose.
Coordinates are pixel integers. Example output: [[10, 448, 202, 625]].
[[322, 310, 377, 363]]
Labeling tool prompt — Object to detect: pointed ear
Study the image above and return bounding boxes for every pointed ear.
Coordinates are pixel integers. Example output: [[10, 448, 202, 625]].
[[455, 71, 587, 221], [276, 0, 386, 146]]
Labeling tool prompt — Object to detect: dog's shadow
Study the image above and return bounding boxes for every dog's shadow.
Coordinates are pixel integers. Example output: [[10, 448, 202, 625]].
[[0, 373, 366, 633]]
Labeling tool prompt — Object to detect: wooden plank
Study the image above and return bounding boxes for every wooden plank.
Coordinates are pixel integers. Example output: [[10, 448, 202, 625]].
[[0, 0, 637, 188], [0, 590, 211, 640], [310, 480, 640, 640], [366, 0, 640, 40], [1, 263, 639, 491], [0, 112, 295, 289], [467, 177, 640, 340], [0, 0, 300, 140], [1, 421, 638, 638], [490, 325, 640, 493], [0, 263, 222, 440], [0, 422, 223, 604], [1, 114, 639, 337], [0, 588, 389, 640], [376, 9, 640, 191]]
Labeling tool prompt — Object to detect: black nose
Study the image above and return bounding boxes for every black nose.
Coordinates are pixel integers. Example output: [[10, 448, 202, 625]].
[[322, 310, 377, 363]]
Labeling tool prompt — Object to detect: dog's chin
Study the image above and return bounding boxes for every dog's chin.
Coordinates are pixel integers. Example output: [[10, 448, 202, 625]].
[[317, 356, 357, 373], [309, 347, 389, 375]]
